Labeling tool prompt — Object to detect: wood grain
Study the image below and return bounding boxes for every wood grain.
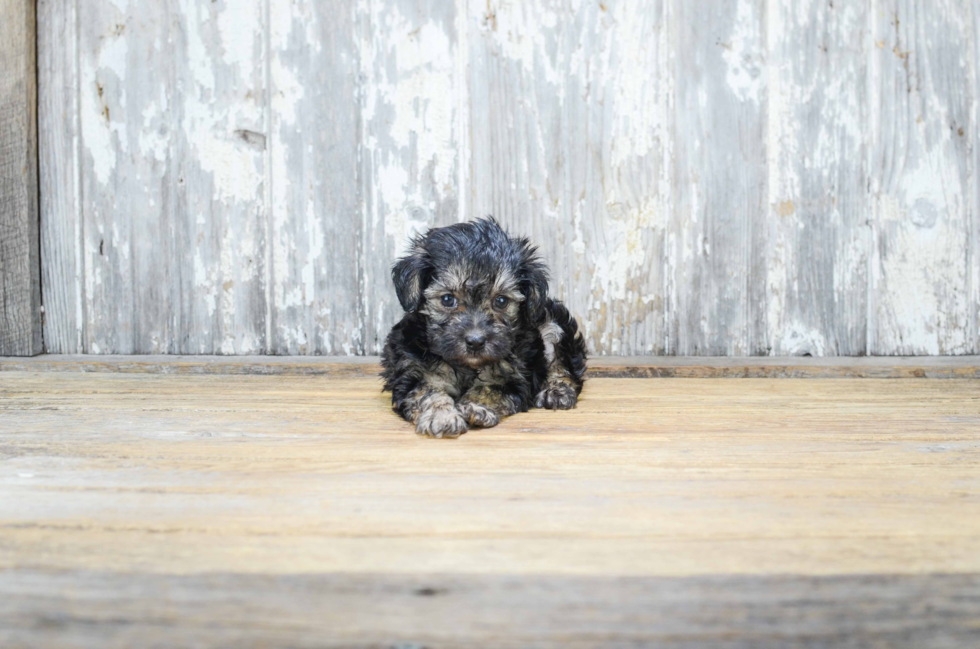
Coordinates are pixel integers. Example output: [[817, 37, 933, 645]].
[[668, 0, 768, 355], [0, 0, 42, 357], [37, 0, 82, 354], [172, 0, 269, 355], [357, 0, 462, 354], [974, 1, 980, 355], [268, 0, 361, 355], [869, 0, 976, 355], [1, 571, 978, 648], [74, 0, 173, 353], [467, 0, 671, 355], [1, 372, 979, 645], [766, 0, 869, 356]]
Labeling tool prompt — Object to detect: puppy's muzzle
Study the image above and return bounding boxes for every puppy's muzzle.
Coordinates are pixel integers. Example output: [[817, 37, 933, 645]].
[[464, 330, 487, 352]]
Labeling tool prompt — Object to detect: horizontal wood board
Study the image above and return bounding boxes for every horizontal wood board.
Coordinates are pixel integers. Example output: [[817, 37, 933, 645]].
[[3, 354, 980, 378], [2, 372, 979, 645]]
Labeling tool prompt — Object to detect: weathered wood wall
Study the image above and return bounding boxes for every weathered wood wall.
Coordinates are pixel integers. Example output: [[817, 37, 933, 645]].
[[0, 0, 42, 356], [37, 0, 980, 356]]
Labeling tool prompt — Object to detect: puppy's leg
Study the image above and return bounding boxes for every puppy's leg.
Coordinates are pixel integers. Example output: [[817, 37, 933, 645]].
[[457, 362, 528, 428], [535, 300, 588, 410], [404, 386, 469, 439], [382, 325, 468, 438], [456, 387, 508, 428]]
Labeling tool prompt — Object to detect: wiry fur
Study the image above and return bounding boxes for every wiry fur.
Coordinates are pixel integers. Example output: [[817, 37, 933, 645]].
[[381, 217, 588, 438]]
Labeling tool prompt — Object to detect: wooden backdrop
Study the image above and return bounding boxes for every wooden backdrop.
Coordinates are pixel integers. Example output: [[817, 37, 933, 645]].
[[38, 0, 979, 356]]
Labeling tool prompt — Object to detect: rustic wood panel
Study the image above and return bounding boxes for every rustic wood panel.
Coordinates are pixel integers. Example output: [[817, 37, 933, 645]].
[[668, 0, 769, 355], [974, 1, 980, 354], [66, 0, 271, 354], [37, 0, 82, 354], [268, 0, 361, 355], [35, 0, 980, 356], [357, 0, 462, 354], [171, 0, 269, 354], [467, 0, 671, 355], [0, 0, 42, 356], [869, 0, 976, 355], [2, 571, 979, 648], [74, 0, 172, 353], [1, 372, 979, 645], [765, 0, 869, 356]]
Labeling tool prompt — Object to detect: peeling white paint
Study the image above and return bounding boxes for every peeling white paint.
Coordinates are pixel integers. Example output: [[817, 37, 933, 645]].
[[81, 28, 128, 185], [765, 0, 790, 352], [138, 101, 168, 161], [722, 0, 764, 103], [590, 200, 658, 305], [356, 0, 462, 350], [216, 0, 259, 72], [485, 0, 562, 91], [179, 0, 265, 204], [270, 58, 304, 127], [179, 0, 216, 91], [81, 82, 116, 186], [194, 135, 263, 202], [608, 1, 662, 170], [371, 8, 457, 209], [778, 323, 828, 357]]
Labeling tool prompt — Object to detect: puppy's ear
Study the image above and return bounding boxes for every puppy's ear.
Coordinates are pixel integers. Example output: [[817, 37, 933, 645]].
[[391, 241, 430, 312], [517, 240, 549, 325]]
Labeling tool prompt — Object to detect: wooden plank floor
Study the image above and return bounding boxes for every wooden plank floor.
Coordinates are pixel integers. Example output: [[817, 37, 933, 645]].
[[1, 371, 979, 647]]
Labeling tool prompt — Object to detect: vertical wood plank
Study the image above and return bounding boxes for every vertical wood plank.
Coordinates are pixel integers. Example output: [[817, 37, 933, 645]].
[[357, 0, 461, 354], [765, 0, 869, 356], [868, 0, 975, 355], [76, 0, 174, 353], [171, 0, 268, 354], [0, 0, 42, 356], [267, 0, 362, 355], [972, 1, 980, 353], [466, 0, 671, 355], [465, 0, 568, 328], [38, 0, 82, 354], [667, 0, 768, 356], [73, 0, 270, 354]]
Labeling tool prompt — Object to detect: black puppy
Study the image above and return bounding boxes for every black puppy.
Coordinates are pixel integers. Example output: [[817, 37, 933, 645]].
[[381, 217, 587, 438]]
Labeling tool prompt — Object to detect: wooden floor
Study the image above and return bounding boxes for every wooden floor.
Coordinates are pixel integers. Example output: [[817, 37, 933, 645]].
[[1, 369, 979, 647]]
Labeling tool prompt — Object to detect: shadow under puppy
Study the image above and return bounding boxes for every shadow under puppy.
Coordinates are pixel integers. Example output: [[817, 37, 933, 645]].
[[381, 217, 588, 438]]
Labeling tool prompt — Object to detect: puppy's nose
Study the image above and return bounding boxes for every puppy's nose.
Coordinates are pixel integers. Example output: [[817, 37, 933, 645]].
[[465, 331, 487, 351]]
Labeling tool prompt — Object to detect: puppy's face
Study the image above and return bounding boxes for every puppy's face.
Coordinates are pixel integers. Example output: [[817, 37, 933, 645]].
[[421, 262, 525, 367], [391, 219, 549, 368]]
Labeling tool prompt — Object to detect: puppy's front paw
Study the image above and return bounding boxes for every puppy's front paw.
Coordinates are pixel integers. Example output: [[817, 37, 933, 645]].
[[535, 381, 578, 410], [415, 404, 469, 439], [457, 401, 501, 428]]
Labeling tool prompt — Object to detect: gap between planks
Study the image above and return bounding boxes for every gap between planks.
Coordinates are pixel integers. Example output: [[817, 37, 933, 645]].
[[1, 354, 980, 378]]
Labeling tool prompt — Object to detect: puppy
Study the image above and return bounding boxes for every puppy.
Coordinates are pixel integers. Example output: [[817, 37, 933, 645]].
[[381, 217, 588, 438]]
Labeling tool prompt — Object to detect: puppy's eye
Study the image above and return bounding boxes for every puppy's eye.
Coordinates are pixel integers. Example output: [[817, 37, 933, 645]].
[[494, 296, 509, 309], [440, 294, 457, 308]]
